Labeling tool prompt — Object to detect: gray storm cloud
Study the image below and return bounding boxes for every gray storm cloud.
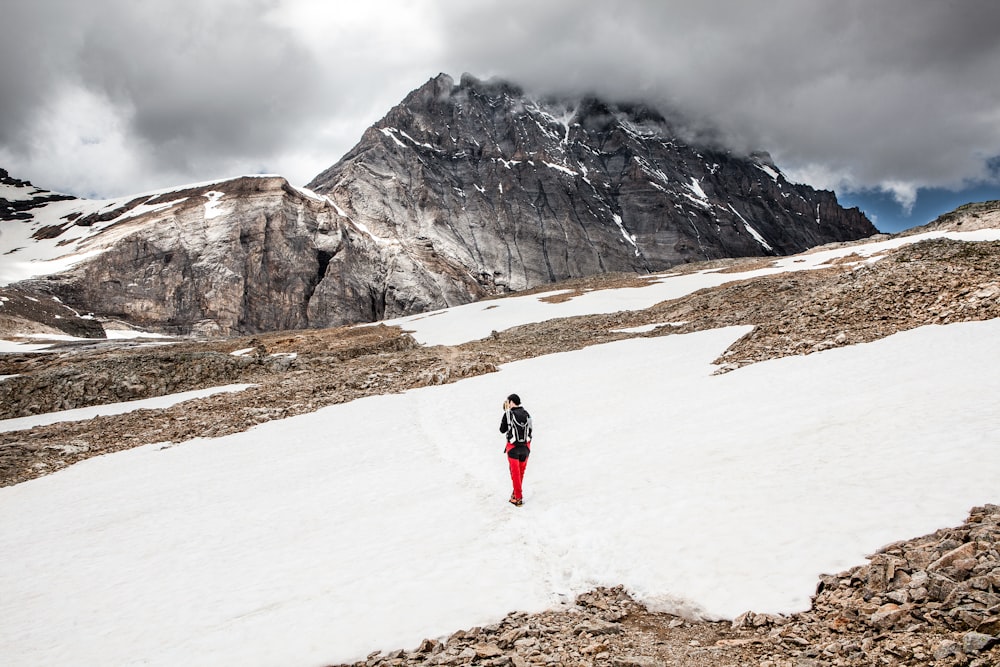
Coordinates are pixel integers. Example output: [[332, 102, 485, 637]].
[[0, 0, 342, 194], [436, 0, 1000, 204], [74, 3, 319, 167], [1, 0, 999, 206]]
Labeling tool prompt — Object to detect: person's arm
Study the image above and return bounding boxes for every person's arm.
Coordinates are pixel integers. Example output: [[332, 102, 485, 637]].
[[499, 412, 509, 434]]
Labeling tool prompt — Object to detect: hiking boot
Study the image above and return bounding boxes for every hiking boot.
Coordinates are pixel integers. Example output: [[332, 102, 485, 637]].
[[509, 497, 524, 507]]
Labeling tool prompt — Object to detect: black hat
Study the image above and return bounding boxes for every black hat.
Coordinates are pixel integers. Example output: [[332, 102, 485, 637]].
[[507, 393, 521, 405]]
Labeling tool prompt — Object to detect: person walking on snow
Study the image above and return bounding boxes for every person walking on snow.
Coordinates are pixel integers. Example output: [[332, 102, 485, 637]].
[[500, 393, 532, 506]]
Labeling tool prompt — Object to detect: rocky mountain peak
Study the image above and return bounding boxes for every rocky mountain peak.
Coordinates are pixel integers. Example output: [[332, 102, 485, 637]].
[[309, 72, 875, 296], [3, 73, 877, 337], [457, 72, 523, 98]]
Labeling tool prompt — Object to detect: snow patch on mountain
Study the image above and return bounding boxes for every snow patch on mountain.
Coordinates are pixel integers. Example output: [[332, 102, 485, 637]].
[[729, 204, 774, 252], [203, 191, 228, 219], [755, 163, 782, 181], [611, 213, 640, 256], [0, 181, 48, 202]]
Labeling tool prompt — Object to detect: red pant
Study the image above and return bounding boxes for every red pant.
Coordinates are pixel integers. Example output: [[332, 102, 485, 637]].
[[507, 454, 528, 500]]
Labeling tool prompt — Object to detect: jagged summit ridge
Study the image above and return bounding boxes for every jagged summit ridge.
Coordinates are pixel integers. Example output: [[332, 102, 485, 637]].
[[309, 73, 875, 296]]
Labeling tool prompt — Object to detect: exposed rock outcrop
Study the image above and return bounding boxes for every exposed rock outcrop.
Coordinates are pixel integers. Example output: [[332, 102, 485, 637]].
[[6, 176, 387, 335], [906, 199, 1000, 234]]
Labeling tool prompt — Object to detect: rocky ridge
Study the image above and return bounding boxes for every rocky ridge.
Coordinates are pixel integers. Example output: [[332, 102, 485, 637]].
[[2, 175, 393, 336], [907, 200, 1000, 235], [0, 167, 75, 221]]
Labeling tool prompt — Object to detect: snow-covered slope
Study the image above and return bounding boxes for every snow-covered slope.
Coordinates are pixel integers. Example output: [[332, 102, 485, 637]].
[[1, 192, 116, 285], [2, 314, 999, 664]]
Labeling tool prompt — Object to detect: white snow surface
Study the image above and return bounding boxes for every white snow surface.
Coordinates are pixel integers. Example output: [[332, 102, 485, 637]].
[[380, 127, 407, 148], [3, 227, 1000, 665], [0, 339, 53, 353], [0, 328, 169, 352], [729, 204, 775, 252], [1, 320, 1000, 666], [686, 177, 708, 200], [542, 160, 578, 177], [611, 213, 640, 256], [755, 163, 782, 181], [385, 229, 1000, 346], [0, 384, 255, 433], [0, 182, 47, 201], [104, 329, 170, 340], [203, 191, 229, 219], [612, 322, 687, 334]]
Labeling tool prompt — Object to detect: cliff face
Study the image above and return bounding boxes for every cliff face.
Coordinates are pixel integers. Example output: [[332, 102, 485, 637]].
[[5, 176, 392, 335], [1, 74, 877, 336], [1, 170, 500, 336], [309, 73, 876, 295]]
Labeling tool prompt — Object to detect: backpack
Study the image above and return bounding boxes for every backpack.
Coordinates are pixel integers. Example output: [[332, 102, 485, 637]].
[[506, 408, 532, 444]]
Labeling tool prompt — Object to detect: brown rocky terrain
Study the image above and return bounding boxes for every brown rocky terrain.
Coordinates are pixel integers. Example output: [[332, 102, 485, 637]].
[[904, 200, 1000, 235], [0, 285, 106, 339]]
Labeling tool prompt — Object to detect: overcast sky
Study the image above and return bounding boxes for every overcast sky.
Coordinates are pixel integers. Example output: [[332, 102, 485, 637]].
[[2, 0, 999, 231]]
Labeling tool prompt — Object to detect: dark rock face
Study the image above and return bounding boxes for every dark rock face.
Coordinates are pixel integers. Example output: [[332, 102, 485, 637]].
[[1, 74, 876, 336], [308, 73, 876, 293]]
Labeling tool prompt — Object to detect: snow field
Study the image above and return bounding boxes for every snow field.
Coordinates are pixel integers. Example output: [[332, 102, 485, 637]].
[[2, 320, 1000, 666]]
